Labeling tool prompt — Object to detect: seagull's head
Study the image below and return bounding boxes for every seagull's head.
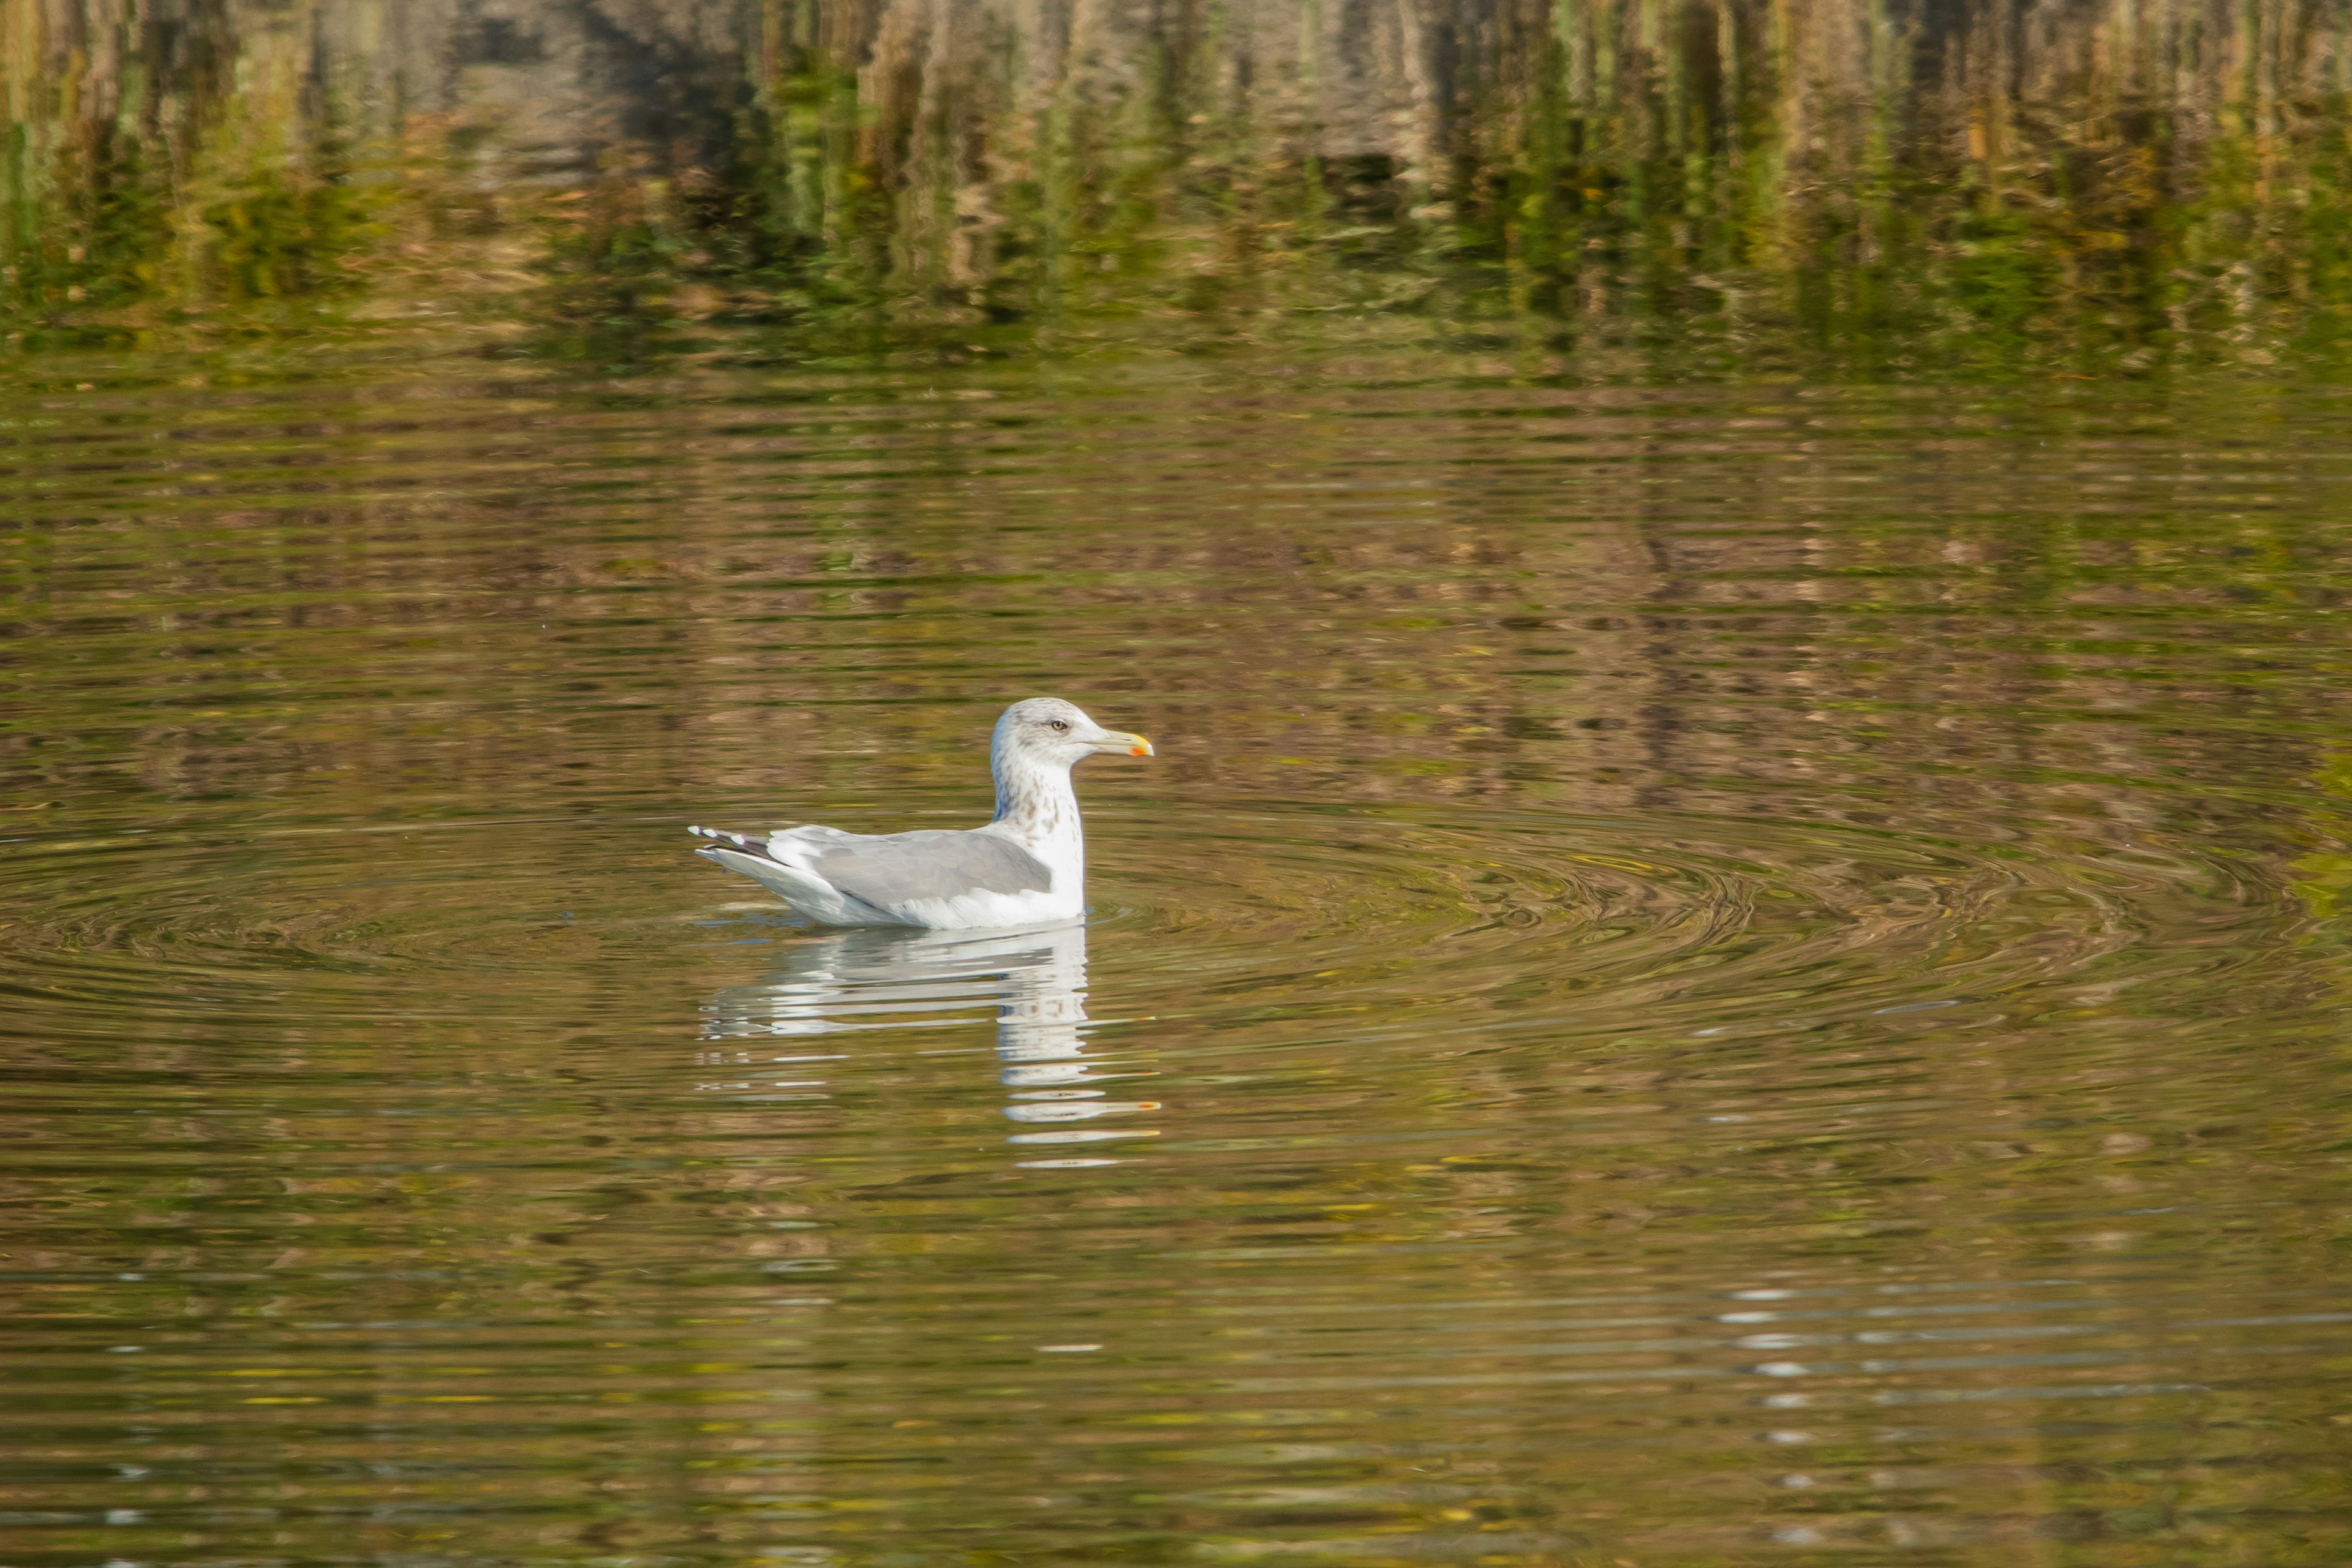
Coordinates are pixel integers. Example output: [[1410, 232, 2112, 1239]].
[[993, 697, 1154, 772]]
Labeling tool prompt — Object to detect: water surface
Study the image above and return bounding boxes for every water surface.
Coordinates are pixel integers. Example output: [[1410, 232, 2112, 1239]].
[[5, 341, 2352, 1565]]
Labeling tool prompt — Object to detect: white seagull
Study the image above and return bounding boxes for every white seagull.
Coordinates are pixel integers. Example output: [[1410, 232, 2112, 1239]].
[[689, 698, 1154, 929]]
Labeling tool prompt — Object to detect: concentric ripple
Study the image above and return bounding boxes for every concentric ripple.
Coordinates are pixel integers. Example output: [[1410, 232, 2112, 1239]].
[[0, 793, 2253, 1044]]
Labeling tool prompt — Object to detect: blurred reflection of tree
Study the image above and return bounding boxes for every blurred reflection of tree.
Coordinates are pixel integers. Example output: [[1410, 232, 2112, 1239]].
[[12, 0, 2352, 365]]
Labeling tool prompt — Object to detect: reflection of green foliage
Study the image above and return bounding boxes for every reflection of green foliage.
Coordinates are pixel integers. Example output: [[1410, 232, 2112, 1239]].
[[2, 6, 386, 339], [2291, 753, 2352, 930], [1945, 205, 2048, 347], [189, 123, 384, 303], [2294, 854, 2352, 924], [18, 0, 2352, 371], [2, 72, 177, 323]]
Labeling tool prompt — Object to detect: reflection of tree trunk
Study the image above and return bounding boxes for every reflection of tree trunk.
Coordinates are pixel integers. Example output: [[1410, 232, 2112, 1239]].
[[13, 0, 2352, 341]]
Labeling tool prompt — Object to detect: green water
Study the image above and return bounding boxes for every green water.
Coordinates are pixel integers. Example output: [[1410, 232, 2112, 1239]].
[[11, 6, 2352, 1561], [4, 333, 2351, 1565]]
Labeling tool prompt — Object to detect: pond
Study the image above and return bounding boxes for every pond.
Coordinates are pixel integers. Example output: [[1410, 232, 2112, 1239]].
[[4, 332, 2350, 1565]]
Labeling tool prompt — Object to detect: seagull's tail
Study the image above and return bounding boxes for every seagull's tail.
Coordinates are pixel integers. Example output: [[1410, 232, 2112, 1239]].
[[688, 824, 766, 855], [687, 826, 883, 926]]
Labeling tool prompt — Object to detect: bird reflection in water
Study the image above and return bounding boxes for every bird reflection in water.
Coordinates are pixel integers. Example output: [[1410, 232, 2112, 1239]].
[[702, 921, 1159, 1165]]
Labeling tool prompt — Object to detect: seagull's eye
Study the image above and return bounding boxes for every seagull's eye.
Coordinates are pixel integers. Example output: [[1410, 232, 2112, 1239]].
[[1049, 720, 1069, 732]]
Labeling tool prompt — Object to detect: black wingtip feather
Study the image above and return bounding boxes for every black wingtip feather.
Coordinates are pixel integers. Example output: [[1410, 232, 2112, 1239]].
[[694, 831, 781, 866]]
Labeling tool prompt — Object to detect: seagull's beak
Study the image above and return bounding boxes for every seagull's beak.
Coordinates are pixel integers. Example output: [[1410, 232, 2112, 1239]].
[[1090, 729, 1155, 758]]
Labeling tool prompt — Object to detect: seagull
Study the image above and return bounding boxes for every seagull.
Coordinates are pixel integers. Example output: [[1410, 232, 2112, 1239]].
[[689, 698, 1154, 929]]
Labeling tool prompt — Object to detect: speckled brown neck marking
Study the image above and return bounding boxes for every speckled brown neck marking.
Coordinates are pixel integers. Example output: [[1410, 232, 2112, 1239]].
[[992, 756, 1080, 845]]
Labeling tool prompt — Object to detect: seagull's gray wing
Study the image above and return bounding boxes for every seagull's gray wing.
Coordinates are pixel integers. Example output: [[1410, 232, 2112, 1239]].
[[791, 828, 1052, 910]]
